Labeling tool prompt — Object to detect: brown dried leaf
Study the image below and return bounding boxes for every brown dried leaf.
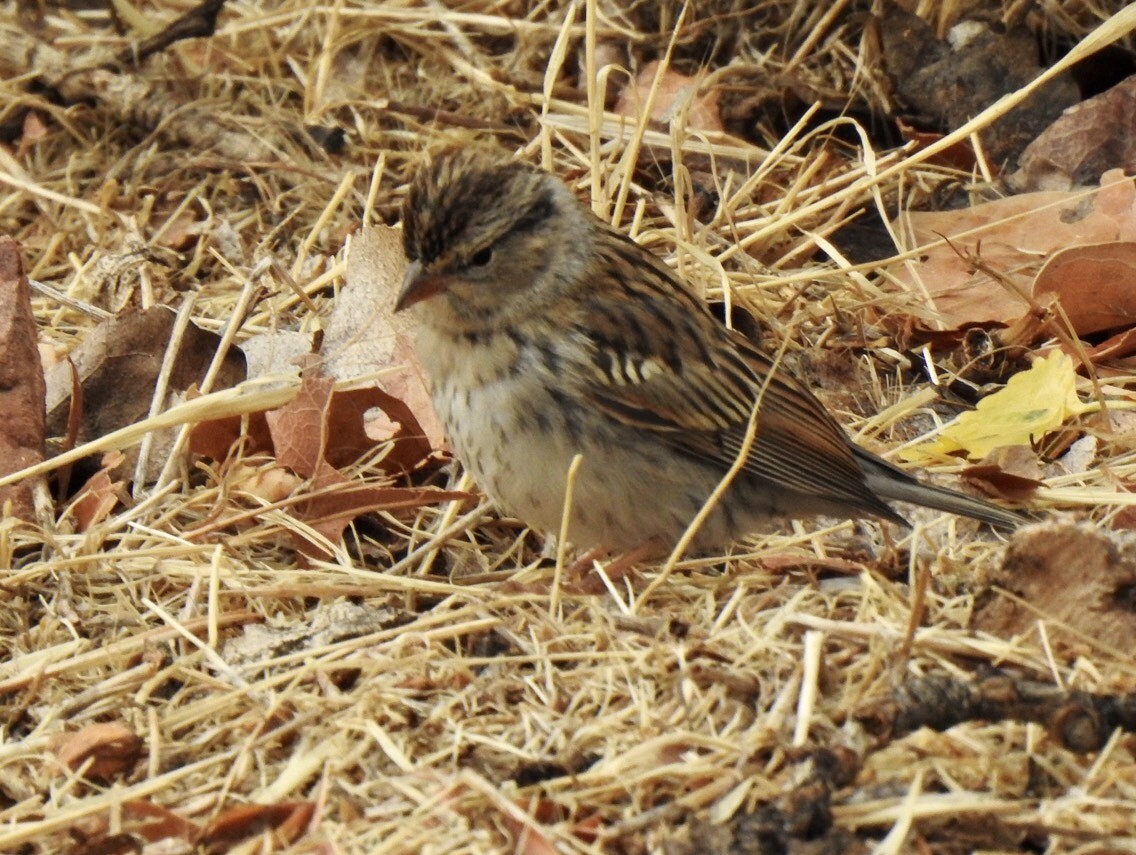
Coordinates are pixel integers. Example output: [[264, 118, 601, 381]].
[[44, 305, 247, 473], [295, 464, 468, 557], [1084, 325, 1136, 363], [121, 799, 201, 843], [192, 331, 311, 460], [265, 368, 335, 480], [52, 722, 142, 780], [1032, 241, 1136, 334], [614, 60, 723, 132], [16, 109, 48, 159], [331, 386, 433, 471], [187, 407, 273, 461], [979, 444, 1048, 483], [199, 801, 315, 849], [266, 367, 468, 557], [225, 226, 442, 471], [1011, 75, 1136, 192], [68, 451, 128, 531], [959, 464, 1044, 502], [297, 461, 384, 546], [895, 117, 977, 172], [895, 170, 1136, 326], [0, 237, 46, 521]]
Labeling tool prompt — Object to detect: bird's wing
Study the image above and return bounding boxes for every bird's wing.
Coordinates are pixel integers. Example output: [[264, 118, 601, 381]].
[[570, 235, 897, 519]]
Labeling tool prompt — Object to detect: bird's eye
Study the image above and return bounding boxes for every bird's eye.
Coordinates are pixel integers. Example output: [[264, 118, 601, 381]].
[[469, 247, 493, 267]]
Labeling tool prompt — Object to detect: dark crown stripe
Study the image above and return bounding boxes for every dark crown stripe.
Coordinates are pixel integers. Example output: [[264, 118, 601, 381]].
[[509, 191, 556, 238]]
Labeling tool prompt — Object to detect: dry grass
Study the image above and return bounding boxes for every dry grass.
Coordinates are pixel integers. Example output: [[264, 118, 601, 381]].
[[2, 1, 1136, 853]]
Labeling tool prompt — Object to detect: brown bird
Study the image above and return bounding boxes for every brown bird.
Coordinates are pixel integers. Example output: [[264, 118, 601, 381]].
[[395, 148, 1024, 553]]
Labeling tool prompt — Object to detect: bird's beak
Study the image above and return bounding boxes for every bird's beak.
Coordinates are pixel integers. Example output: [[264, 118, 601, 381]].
[[394, 260, 446, 312]]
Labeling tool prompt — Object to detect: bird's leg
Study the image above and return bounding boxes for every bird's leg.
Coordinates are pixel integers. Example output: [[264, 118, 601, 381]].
[[568, 540, 664, 594], [569, 545, 612, 574]]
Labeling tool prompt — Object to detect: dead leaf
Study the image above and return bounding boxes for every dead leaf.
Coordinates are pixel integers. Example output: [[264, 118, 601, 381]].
[[200, 801, 315, 849], [66, 799, 202, 854], [0, 237, 46, 522], [895, 170, 1136, 326], [326, 386, 430, 471], [190, 325, 306, 463], [68, 451, 129, 531], [1032, 242, 1136, 334], [265, 367, 337, 480], [187, 406, 274, 462], [52, 722, 142, 780], [960, 465, 1044, 501], [978, 444, 1047, 484], [182, 228, 458, 555], [1083, 325, 1136, 363], [614, 60, 723, 132], [44, 305, 247, 481], [239, 329, 313, 380], [974, 522, 1136, 652], [265, 367, 468, 557], [295, 472, 466, 557], [121, 799, 201, 843], [16, 109, 48, 159], [1011, 74, 1136, 192], [226, 225, 442, 469], [895, 117, 977, 172]]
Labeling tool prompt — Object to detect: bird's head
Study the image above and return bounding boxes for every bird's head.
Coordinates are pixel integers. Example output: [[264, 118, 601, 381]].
[[397, 148, 592, 329]]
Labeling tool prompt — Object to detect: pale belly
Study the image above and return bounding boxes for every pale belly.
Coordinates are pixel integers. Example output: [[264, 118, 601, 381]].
[[431, 368, 768, 552], [415, 322, 784, 552]]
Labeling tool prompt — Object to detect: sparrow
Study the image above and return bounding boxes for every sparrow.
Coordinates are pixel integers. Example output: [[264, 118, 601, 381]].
[[394, 148, 1025, 553]]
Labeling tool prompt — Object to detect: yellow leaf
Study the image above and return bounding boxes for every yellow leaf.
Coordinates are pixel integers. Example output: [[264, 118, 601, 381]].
[[901, 351, 1087, 463]]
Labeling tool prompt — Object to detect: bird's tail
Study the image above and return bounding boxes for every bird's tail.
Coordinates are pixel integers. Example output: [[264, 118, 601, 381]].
[[854, 447, 1028, 530]]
